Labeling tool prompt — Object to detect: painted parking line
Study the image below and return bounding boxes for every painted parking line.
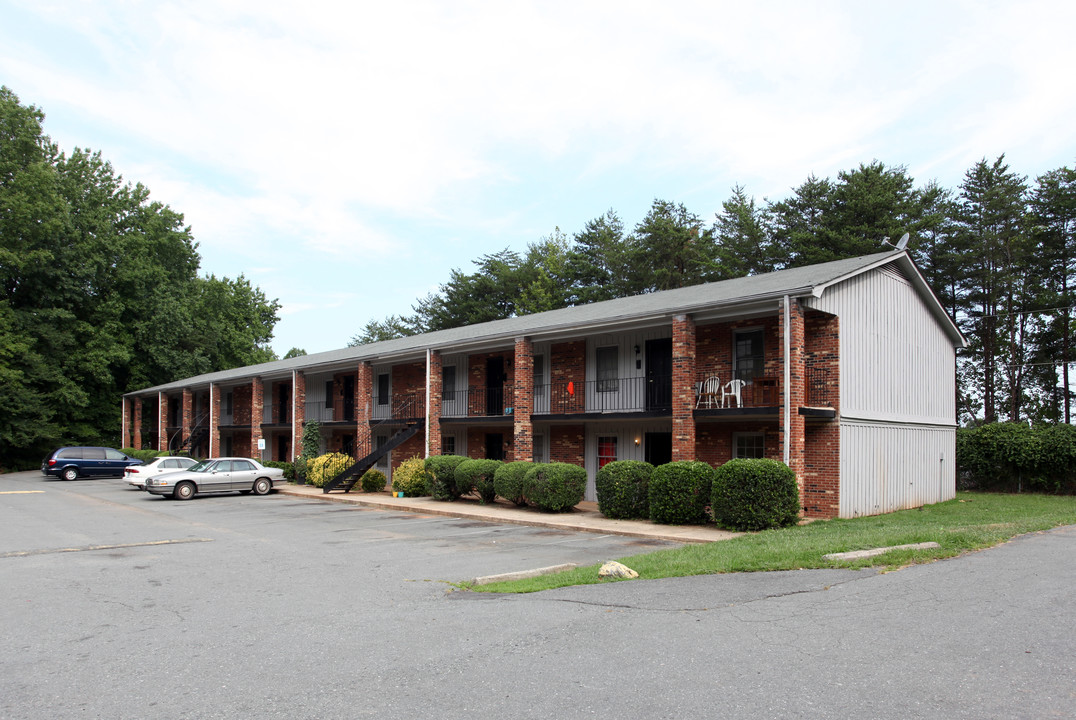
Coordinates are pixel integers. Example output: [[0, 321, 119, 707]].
[[0, 538, 214, 558], [0, 490, 45, 494]]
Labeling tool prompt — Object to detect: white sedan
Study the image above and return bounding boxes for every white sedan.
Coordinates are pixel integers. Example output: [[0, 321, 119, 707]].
[[124, 456, 199, 489], [145, 457, 285, 500]]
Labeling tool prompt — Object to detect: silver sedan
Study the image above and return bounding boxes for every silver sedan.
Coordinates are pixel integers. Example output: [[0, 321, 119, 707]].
[[145, 457, 285, 500]]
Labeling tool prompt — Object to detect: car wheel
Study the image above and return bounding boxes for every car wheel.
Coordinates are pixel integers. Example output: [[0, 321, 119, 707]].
[[61, 467, 78, 481], [252, 478, 272, 496], [173, 481, 196, 501]]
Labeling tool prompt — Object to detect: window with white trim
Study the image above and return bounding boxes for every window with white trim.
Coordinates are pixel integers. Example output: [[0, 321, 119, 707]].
[[596, 346, 618, 392], [733, 329, 764, 382], [597, 436, 617, 469]]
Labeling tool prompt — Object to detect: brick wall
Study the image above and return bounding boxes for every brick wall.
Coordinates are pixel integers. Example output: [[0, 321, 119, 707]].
[[778, 297, 807, 509], [550, 425, 585, 465], [803, 423, 840, 518], [209, 384, 221, 457], [695, 422, 781, 466], [513, 337, 534, 461], [132, 398, 142, 449], [696, 316, 781, 405], [158, 392, 168, 451], [292, 371, 305, 462], [550, 341, 585, 414], [250, 378, 264, 460], [181, 389, 193, 446], [427, 352, 442, 457], [672, 314, 696, 460], [356, 362, 373, 457]]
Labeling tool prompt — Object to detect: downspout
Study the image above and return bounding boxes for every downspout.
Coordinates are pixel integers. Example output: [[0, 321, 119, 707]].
[[783, 295, 791, 466], [291, 370, 298, 463], [425, 348, 432, 458], [121, 397, 128, 450], [209, 382, 217, 458]]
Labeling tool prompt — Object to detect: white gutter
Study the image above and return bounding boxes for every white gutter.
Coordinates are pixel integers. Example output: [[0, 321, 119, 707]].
[[291, 370, 298, 462], [783, 295, 791, 466], [425, 348, 432, 458]]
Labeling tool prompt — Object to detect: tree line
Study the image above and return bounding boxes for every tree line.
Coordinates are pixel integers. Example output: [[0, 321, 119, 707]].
[[0, 87, 281, 470], [353, 158, 1076, 428]]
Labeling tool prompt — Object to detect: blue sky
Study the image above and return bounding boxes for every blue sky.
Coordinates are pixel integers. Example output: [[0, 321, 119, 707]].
[[3, 0, 1075, 356]]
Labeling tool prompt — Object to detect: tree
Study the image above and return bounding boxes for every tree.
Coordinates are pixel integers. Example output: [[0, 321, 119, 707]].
[[710, 185, 779, 278], [348, 315, 419, 345], [516, 229, 574, 315], [566, 210, 628, 304], [283, 347, 307, 359], [624, 199, 715, 292]]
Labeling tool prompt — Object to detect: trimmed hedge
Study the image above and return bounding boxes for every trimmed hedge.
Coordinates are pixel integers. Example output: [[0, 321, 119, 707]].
[[360, 468, 387, 493], [306, 452, 354, 488], [649, 461, 715, 525], [711, 458, 800, 531], [596, 460, 652, 519], [392, 457, 431, 497], [425, 455, 471, 501], [957, 422, 1076, 494], [456, 459, 503, 504], [262, 460, 295, 481], [494, 461, 533, 506], [121, 448, 169, 463], [523, 462, 586, 513]]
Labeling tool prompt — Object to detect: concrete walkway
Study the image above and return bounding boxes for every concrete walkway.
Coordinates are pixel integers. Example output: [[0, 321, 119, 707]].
[[276, 483, 740, 544]]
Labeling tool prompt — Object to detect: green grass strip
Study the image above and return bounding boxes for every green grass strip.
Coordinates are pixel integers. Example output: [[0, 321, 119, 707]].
[[465, 492, 1076, 593]]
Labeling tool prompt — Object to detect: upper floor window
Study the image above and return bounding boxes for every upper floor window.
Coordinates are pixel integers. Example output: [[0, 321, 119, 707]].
[[533, 355, 545, 397], [324, 381, 333, 408], [734, 329, 764, 382], [377, 374, 390, 405], [597, 346, 618, 392]]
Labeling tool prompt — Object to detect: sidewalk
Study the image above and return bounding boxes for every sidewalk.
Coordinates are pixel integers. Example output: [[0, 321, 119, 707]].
[[276, 483, 740, 544]]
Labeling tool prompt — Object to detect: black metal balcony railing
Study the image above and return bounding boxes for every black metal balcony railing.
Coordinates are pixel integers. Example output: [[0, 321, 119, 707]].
[[535, 377, 673, 414], [806, 367, 832, 407], [372, 392, 426, 421]]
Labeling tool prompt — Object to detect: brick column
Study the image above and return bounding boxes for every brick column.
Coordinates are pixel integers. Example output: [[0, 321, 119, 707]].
[[672, 314, 697, 461], [513, 337, 534, 462], [251, 378, 264, 462], [779, 297, 807, 501], [121, 397, 131, 449], [158, 391, 168, 451], [132, 397, 143, 450], [426, 351, 443, 457], [181, 389, 193, 449], [291, 370, 306, 462], [356, 361, 372, 457], [209, 383, 221, 458]]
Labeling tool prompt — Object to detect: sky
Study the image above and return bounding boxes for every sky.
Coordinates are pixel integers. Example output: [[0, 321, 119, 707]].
[[2, 0, 1075, 357]]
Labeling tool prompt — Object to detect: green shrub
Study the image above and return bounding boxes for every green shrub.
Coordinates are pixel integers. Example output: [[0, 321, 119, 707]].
[[306, 452, 354, 488], [595, 460, 653, 519], [456, 459, 503, 504], [360, 468, 387, 493], [494, 461, 533, 506], [649, 461, 715, 525], [293, 420, 323, 483], [424, 455, 471, 501], [262, 460, 295, 481], [957, 422, 1042, 492], [1037, 423, 1076, 493], [524, 462, 586, 513], [711, 458, 800, 531], [121, 448, 167, 463], [392, 457, 431, 497]]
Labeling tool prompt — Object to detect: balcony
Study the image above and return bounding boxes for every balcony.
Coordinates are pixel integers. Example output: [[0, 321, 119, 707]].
[[534, 377, 673, 415], [372, 391, 426, 421], [304, 403, 356, 424]]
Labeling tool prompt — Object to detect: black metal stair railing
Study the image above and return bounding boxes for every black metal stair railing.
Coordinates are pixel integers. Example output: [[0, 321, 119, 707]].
[[321, 422, 421, 494]]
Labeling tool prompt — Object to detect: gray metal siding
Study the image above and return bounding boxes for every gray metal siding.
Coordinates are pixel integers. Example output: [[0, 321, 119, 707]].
[[806, 264, 956, 425], [840, 420, 956, 516]]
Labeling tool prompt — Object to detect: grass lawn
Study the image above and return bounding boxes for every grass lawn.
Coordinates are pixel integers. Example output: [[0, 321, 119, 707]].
[[465, 492, 1076, 593]]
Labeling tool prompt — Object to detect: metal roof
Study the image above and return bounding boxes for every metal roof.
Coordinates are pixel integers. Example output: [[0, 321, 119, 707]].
[[126, 250, 961, 396]]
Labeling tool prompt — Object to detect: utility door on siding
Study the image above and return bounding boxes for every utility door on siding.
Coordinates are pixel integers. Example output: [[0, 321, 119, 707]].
[[645, 338, 672, 411]]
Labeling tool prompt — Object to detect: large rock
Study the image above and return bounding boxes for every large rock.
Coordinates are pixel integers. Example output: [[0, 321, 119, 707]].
[[598, 560, 639, 579]]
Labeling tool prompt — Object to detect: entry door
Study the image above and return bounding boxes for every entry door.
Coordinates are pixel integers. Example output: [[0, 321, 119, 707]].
[[342, 376, 355, 422], [486, 357, 505, 415], [485, 433, 505, 461], [645, 432, 673, 466], [646, 338, 672, 411]]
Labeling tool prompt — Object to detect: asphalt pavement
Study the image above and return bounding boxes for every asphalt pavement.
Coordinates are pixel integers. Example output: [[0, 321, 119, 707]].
[[1, 470, 1073, 719]]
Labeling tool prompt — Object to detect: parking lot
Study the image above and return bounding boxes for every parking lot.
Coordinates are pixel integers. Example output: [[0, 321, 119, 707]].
[[3, 470, 1074, 719]]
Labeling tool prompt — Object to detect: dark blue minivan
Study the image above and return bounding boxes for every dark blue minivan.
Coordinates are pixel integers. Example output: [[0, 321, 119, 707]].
[[42, 447, 143, 481]]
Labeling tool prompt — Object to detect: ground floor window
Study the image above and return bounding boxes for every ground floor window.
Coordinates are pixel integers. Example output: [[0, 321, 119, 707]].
[[597, 436, 617, 469], [733, 432, 765, 459], [533, 433, 547, 463], [442, 435, 456, 455]]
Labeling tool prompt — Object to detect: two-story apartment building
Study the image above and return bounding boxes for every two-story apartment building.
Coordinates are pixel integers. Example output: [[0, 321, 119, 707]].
[[121, 250, 965, 519]]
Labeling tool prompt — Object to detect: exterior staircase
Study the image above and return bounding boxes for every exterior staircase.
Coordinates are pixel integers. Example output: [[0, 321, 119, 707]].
[[322, 423, 420, 494]]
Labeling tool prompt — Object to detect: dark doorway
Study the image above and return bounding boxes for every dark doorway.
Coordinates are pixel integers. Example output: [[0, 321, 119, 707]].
[[342, 434, 354, 456], [278, 384, 290, 423], [645, 432, 672, 466], [486, 357, 506, 415], [277, 435, 288, 462], [342, 375, 355, 422], [485, 433, 505, 461], [645, 338, 673, 411]]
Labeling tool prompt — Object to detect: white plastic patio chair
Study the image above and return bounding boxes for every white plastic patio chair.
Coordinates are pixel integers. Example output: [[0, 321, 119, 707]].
[[722, 379, 746, 408]]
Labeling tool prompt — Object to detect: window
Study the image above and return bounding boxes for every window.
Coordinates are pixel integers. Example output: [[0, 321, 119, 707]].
[[442, 366, 456, 402], [377, 374, 390, 405], [734, 329, 764, 382], [325, 381, 334, 409], [233, 459, 254, 471], [225, 391, 233, 414], [442, 435, 456, 455], [597, 436, 617, 469], [597, 346, 618, 392], [733, 433, 765, 459], [533, 355, 545, 397]]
